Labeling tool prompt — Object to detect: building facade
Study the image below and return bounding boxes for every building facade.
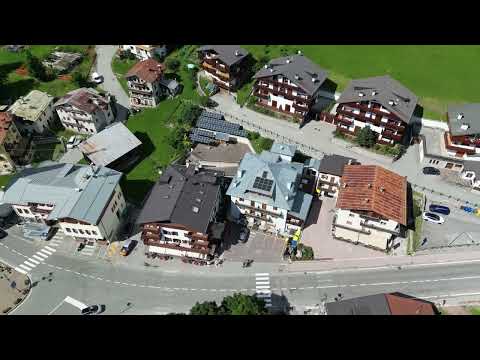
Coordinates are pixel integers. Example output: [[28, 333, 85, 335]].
[[314, 155, 358, 197], [252, 54, 328, 122], [136, 165, 224, 263], [333, 165, 408, 251], [125, 59, 166, 108], [197, 45, 250, 91], [445, 104, 480, 158], [2, 162, 126, 243], [334, 76, 418, 146], [54, 88, 115, 135], [120, 45, 168, 60], [226, 143, 313, 236], [8, 90, 56, 134], [0, 112, 30, 173]]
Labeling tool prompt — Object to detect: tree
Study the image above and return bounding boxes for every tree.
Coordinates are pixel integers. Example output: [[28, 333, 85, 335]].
[[168, 127, 187, 149], [0, 68, 7, 86], [189, 301, 221, 315], [220, 293, 268, 315], [254, 55, 270, 72], [166, 58, 181, 72], [25, 50, 47, 81], [178, 103, 202, 127], [72, 71, 89, 87], [356, 126, 376, 148]]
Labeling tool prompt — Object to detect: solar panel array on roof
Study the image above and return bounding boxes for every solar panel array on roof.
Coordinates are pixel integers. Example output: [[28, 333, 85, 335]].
[[191, 128, 214, 138], [253, 177, 274, 192], [189, 128, 216, 145], [196, 111, 247, 138]]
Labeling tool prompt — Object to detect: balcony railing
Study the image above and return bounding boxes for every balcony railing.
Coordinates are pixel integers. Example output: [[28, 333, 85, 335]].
[[444, 132, 476, 155], [235, 201, 282, 218], [254, 83, 313, 105], [257, 79, 308, 98]]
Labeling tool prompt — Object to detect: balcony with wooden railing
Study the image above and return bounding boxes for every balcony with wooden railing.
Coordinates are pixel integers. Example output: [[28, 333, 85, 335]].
[[254, 83, 313, 105], [257, 78, 308, 98], [235, 201, 282, 218], [202, 62, 230, 80], [444, 132, 476, 155]]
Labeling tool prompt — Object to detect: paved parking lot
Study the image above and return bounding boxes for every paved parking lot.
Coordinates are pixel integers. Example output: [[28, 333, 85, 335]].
[[221, 222, 285, 263], [419, 197, 480, 250], [301, 197, 385, 260]]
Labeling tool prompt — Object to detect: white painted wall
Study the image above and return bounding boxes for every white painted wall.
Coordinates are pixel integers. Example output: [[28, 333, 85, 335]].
[[230, 196, 287, 233]]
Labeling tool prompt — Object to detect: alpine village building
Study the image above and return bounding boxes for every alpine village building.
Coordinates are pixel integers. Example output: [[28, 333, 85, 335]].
[[8, 90, 56, 134], [197, 45, 250, 91], [136, 164, 225, 264], [227, 143, 313, 236], [2, 162, 126, 243], [252, 54, 328, 123], [333, 165, 408, 251], [0, 111, 30, 173], [334, 75, 418, 146], [54, 88, 115, 135], [125, 59, 166, 109], [119, 45, 168, 60], [445, 104, 480, 158]]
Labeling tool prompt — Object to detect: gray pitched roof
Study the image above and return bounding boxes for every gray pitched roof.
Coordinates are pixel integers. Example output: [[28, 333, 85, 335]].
[[318, 154, 357, 177], [2, 162, 122, 224], [226, 151, 306, 211], [254, 55, 328, 96], [197, 45, 249, 66], [78, 122, 142, 167], [136, 165, 222, 234], [337, 75, 418, 124], [325, 294, 391, 315], [447, 103, 480, 136], [270, 142, 297, 157], [463, 160, 480, 175]]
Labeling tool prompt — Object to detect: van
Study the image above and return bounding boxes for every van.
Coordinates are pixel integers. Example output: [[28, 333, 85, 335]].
[[120, 239, 136, 256]]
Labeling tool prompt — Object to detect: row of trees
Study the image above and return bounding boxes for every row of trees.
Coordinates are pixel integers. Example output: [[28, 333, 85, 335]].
[[184, 293, 269, 315], [25, 51, 57, 82]]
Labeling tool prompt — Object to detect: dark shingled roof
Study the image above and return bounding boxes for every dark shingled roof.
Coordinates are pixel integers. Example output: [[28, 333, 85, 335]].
[[136, 165, 223, 234], [447, 103, 480, 136], [318, 154, 357, 177], [254, 54, 328, 96], [197, 45, 249, 66], [337, 75, 418, 124]]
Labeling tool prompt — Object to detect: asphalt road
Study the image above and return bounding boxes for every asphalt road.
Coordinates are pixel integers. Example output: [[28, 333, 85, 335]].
[[2, 228, 480, 314]]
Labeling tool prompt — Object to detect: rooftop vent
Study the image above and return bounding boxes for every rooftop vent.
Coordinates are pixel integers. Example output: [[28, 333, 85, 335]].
[[461, 124, 470, 131], [364, 198, 370, 203], [379, 187, 385, 193], [297, 50, 302, 55], [457, 113, 465, 120], [286, 59, 292, 64], [264, 64, 268, 69], [342, 183, 347, 188], [192, 206, 199, 213], [388, 100, 395, 106], [235, 50, 240, 56], [367, 183, 372, 188], [195, 198, 202, 203], [372, 91, 378, 96], [311, 77, 317, 83], [269, 68, 274, 73], [294, 74, 300, 80], [358, 92, 365, 97]]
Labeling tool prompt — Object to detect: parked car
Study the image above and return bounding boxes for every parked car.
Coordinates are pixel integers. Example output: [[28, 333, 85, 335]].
[[429, 204, 450, 215], [422, 212, 445, 224], [66, 135, 81, 149], [81, 305, 100, 315], [422, 167, 440, 175], [91, 72, 103, 84], [239, 228, 250, 243], [120, 239, 136, 256], [0, 228, 7, 239]]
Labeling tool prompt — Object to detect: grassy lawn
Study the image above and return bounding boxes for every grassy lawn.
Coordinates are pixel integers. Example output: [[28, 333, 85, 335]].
[[247, 131, 274, 154], [239, 45, 480, 121], [0, 45, 94, 102], [410, 191, 425, 253], [469, 307, 480, 315], [111, 57, 138, 94], [0, 175, 13, 188], [123, 99, 187, 204]]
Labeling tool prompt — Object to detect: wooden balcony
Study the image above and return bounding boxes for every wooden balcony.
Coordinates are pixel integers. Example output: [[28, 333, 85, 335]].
[[257, 78, 309, 98], [444, 132, 476, 155], [335, 114, 353, 126], [235, 201, 282, 218], [254, 83, 313, 105], [202, 62, 230, 80], [342, 102, 403, 123]]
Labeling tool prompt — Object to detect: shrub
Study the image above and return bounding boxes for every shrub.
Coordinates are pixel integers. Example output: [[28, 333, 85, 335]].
[[25, 50, 47, 81], [247, 131, 260, 141], [356, 126, 376, 147], [166, 58, 181, 72]]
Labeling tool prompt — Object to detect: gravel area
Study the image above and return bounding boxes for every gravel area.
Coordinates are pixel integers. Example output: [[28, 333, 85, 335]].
[[0, 262, 30, 315]]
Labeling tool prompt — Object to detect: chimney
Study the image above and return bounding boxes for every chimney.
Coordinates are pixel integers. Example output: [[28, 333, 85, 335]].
[[286, 59, 291, 64], [371, 91, 378, 96], [367, 183, 372, 188], [457, 113, 464, 120], [359, 92, 365, 97], [235, 50, 240, 56], [388, 100, 395, 106], [379, 187, 385, 193], [297, 50, 302, 55], [264, 64, 268, 69], [294, 74, 300, 80]]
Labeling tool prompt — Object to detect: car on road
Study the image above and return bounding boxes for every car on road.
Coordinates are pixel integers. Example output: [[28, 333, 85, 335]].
[[239, 227, 250, 243], [91, 72, 103, 84], [81, 305, 99, 315], [429, 204, 450, 216], [66, 135, 82, 149], [422, 212, 445, 224], [422, 167, 440, 175], [0, 228, 7, 239], [120, 239, 136, 256]]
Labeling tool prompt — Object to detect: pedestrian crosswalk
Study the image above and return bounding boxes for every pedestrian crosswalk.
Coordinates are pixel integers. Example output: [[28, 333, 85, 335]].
[[49, 234, 63, 248], [255, 273, 272, 308], [80, 243, 97, 257], [14, 243, 58, 275]]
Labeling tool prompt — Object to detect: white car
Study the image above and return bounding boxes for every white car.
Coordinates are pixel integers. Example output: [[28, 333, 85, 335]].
[[91, 72, 103, 84], [66, 135, 82, 149], [422, 212, 445, 224]]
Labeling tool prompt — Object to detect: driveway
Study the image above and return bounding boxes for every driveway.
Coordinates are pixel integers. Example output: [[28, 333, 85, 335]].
[[95, 45, 130, 122], [301, 197, 383, 260]]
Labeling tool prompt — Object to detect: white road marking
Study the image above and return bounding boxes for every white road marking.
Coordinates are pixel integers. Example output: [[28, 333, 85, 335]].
[[255, 281, 270, 285], [39, 249, 52, 256], [14, 267, 27, 274], [45, 246, 56, 252], [64, 296, 87, 310], [255, 273, 270, 276], [255, 285, 271, 289], [19, 264, 31, 271], [28, 258, 40, 265], [23, 261, 36, 268], [256, 277, 270, 281], [35, 252, 48, 259], [55, 266, 63, 270]]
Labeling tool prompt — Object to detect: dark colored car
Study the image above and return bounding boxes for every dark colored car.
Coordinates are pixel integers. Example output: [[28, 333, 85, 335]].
[[0, 229, 7, 239], [422, 167, 440, 175], [239, 228, 250, 243], [429, 204, 450, 215], [81, 305, 99, 315]]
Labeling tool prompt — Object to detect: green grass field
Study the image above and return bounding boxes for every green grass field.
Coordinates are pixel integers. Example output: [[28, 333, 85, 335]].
[[123, 99, 185, 204], [0, 45, 94, 102], [240, 45, 480, 120]]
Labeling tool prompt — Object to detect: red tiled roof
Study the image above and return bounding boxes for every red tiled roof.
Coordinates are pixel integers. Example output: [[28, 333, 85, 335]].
[[336, 165, 407, 225], [0, 112, 14, 144], [385, 294, 436, 315], [55, 88, 109, 114], [125, 58, 165, 83]]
